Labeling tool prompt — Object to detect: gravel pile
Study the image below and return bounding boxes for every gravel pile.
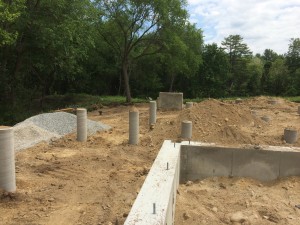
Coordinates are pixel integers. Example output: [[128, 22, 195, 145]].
[[14, 112, 111, 151], [14, 122, 60, 151]]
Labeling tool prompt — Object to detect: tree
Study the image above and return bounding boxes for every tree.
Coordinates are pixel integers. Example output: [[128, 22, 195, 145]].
[[285, 38, 300, 95], [221, 35, 252, 94], [197, 43, 230, 97], [95, 0, 188, 102], [286, 38, 300, 73], [246, 57, 263, 95], [0, 0, 25, 47], [221, 35, 252, 72], [160, 22, 203, 92], [260, 49, 280, 93], [268, 58, 289, 95], [0, 0, 97, 108]]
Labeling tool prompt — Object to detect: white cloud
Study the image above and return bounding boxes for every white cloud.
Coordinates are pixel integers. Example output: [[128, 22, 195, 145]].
[[187, 0, 300, 54]]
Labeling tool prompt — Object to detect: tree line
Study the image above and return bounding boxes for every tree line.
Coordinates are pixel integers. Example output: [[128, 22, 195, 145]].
[[1, 0, 300, 113]]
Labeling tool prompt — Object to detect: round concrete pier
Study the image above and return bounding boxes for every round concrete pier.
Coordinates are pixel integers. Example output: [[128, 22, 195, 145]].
[[77, 108, 87, 142], [149, 101, 157, 125], [186, 102, 193, 108], [129, 108, 139, 145], [181, 121, 192, 139], [0, 126, 16, 192], [284, 128, 298, 144]]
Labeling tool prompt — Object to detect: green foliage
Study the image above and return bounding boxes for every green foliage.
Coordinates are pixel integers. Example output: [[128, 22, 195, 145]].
[[0, 0, 25, 46], [221, 34, 253, 95], [161, 22, 203, 91], [95, 0, 189, 102], [196, 43, 230, 97], [245, 57, 263, 95], [1, 0, 300, 125]]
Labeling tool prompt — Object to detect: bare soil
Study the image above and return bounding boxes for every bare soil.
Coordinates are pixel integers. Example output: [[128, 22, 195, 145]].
[[0, 96, 299, 225]]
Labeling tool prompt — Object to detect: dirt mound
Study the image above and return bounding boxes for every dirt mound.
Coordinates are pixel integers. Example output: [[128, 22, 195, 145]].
[[178, 99, 264, 145]]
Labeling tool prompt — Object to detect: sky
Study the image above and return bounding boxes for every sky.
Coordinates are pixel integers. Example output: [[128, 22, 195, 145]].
[[187, 0, 300, 54]]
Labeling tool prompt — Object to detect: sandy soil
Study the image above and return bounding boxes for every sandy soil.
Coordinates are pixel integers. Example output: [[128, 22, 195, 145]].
[[0, 96, 299, 225]]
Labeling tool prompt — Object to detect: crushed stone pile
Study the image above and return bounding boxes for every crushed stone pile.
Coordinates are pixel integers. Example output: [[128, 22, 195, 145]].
[[14, 112, 111, 151], [14, 122, 60, 151]]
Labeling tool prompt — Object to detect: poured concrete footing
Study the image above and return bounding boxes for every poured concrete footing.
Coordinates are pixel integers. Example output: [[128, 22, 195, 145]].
[[125, 141, 300, 225], [157, 92, 183, 110]]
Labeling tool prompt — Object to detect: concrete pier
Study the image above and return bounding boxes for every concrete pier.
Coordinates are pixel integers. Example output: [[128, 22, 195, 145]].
[[185, 102, 193, 108], [129, 108, 139, 145], [181, 121, 192, 139], [0, 126, 16, 192], [284, 128, 298, 144], [149, 101, 157, 125], [77, 108, 87, 142]]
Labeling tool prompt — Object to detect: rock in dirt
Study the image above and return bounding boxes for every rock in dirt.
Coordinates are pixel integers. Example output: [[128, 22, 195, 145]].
[[183, 212, 190, 220], [230, 211, 248, 223], [185, 181, 193, 186]]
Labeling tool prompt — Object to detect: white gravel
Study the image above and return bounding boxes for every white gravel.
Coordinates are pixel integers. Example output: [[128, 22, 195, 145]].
[[13, 112, 111, 151], [14, 122, 60, 151]]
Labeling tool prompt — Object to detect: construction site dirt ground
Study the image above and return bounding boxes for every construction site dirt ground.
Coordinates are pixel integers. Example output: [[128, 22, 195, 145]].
[[0, 96, 300, 225]]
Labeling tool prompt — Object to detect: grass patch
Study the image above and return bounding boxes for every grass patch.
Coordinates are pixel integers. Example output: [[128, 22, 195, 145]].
[[285, 96, 300, 103], [0, 94, 146, 126]]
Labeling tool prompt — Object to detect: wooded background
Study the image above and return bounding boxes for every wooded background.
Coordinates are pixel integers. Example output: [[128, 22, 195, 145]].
[[1, 0, 300, 124]]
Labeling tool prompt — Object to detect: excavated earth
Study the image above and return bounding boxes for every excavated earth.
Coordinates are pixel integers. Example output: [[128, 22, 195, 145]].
[[0, 96, 300, 225]]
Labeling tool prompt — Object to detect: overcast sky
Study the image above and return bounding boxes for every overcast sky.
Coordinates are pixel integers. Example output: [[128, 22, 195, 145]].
[[187, 0, 300, 54]]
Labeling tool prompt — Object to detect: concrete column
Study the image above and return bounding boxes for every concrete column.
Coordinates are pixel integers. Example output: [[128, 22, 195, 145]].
[[0, 126, 16, 192], [77, 108, 87, 142], [181, 121, 192, 139], [186, 102, 193, 108], [298, 106, 300, 115], [129, 108, 139, 145], [149, 101, 157, 125], [284, 128, 298, 144]]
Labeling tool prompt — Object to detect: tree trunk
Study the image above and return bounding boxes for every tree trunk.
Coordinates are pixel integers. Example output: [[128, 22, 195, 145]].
[[122, 61, 131, 102], [11, 47, 24, 107], [169, 73, 175, 92], [118, 70, 122, 95]]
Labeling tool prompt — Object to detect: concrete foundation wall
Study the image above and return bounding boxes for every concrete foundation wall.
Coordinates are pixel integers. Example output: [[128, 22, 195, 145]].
[[158, 92, 183, 110], [126, 142, 300, 225], [180, 145, 300, 183], [124, 140, 181, 225]]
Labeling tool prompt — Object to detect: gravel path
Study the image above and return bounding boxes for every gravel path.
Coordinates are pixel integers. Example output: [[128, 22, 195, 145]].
[[14, 112, 111, 151]]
